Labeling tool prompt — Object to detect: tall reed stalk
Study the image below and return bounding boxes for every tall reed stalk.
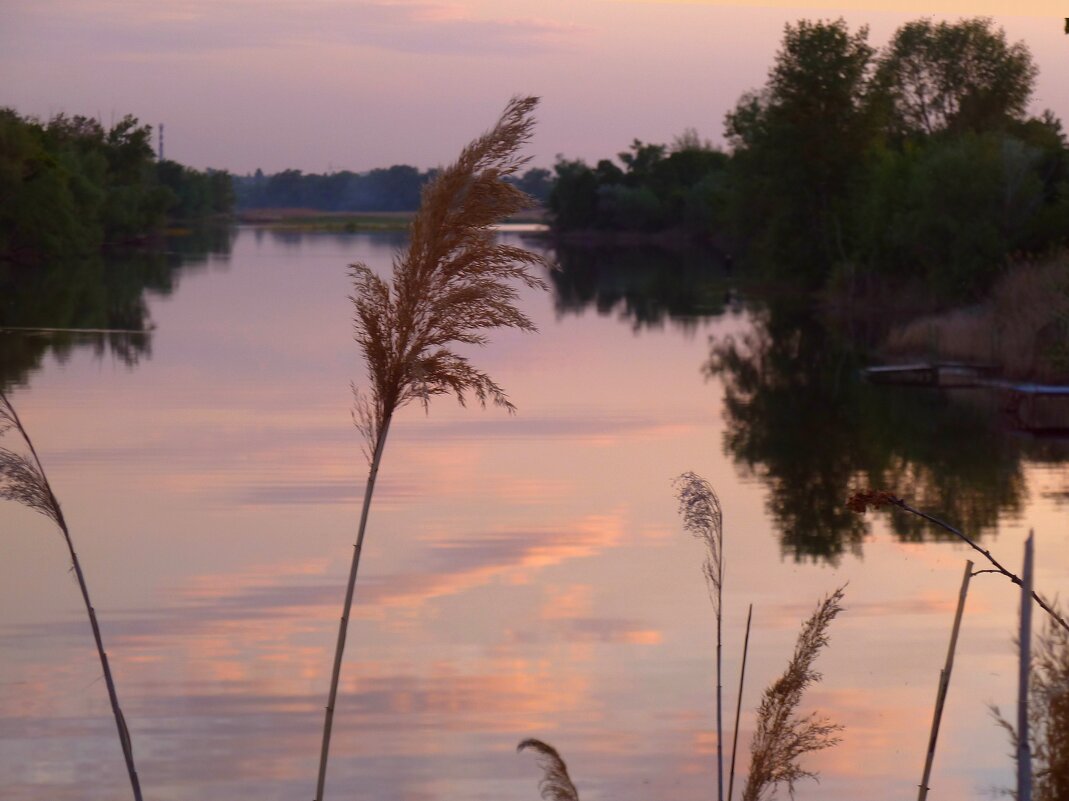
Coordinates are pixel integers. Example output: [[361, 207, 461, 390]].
[[675, 471, 725, 801], [1018, 533, 1035, 801], [727, 603, 753, 801], [314, 96, 548, 801], [993, 597, 1069, 801], [0, 390, 143, 801], [917, 560, 973, 801]]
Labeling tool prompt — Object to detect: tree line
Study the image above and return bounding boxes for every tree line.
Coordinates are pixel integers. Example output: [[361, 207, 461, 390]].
[[0, 109, 234, 265], [233, 165, 552, 211], [549, 18, 1069, 300]]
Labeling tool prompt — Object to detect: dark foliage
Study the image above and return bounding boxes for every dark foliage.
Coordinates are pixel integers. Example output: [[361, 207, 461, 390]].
[[0, 108, 232, 264]]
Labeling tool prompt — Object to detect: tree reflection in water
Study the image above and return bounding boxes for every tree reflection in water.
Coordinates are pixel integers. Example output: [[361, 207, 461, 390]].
[[550, 242, 735, 331], [705, 297, 1069, 563], [547, 244, 1065, 563], [0, 225, 234, 389]]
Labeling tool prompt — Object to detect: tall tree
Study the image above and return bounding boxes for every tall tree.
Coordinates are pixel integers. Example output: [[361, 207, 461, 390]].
[[876, 18, 1037, 139], [725, 19, 878, 276]]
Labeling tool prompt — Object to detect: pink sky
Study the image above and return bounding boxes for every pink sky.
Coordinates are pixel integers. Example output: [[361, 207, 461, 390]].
[[2, 1, 1065, 174]]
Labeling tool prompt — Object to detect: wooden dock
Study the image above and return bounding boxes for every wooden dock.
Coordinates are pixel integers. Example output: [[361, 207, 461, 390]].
[[863, 363, 1069, 434], [995, 381, 1069, 434], [862, 362, 992, 388]]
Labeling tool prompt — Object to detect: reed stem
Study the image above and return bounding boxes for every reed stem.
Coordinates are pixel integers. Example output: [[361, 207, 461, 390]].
[[315, 413, 392, 801], [917, 560, 972, 801], [1, 392, 143, 801], [1017, 533, 1034, 801], [716, 550, 724, 801], [727, 604, 752, 801]]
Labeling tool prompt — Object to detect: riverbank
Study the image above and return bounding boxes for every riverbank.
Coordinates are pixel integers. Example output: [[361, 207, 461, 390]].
[[881, 251, 1069, 383]]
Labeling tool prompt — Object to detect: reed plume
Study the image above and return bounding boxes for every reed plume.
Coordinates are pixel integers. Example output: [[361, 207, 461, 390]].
[[0, 390, 143, 801], [743, 586, 845, 801], [517, 738, 581, 801], [315, 96, 548, 801], [674, 471, 726, 801]]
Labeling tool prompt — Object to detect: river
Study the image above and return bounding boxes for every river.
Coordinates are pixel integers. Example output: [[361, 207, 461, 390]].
[[1, 227, 1066, 800]]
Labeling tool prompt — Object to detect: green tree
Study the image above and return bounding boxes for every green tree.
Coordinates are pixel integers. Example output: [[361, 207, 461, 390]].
[[0, 110, 101, 262], [618, 139, 667, 187], [549, 158, 598, 230], [876, 18, 1037, 139], [510, 167, 553, 203], [725, 19, 878, 277]]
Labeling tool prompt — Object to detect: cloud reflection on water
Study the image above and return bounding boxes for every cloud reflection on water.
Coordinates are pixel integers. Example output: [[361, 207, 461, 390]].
[[3, 230, 1062, 801]]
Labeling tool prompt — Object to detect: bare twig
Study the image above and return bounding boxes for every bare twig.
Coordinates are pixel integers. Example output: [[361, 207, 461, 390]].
[[846, 490, 1069, 634]]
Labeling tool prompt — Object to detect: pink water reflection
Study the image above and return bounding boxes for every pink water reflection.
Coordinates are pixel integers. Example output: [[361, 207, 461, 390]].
[[1, 229, 1066, 801]]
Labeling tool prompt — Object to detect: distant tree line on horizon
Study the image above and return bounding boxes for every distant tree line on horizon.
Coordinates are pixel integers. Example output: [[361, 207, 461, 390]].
[[232, 165, 553, 212], [549, 17, 1069, 301], [0, 109, 234, 265]]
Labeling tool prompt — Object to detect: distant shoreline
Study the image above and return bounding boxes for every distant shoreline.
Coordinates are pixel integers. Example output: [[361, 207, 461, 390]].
[[236, 207, 548, 232]]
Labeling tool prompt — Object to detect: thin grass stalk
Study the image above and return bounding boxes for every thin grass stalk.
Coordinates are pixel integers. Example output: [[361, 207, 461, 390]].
[[846, 491, 1069, 634], [727, 603, 753, 801], [1019, 532, 1035, 801], [0, 391, 142, 801], [315, 413, 392, 801], [918, 560, 973, 801]]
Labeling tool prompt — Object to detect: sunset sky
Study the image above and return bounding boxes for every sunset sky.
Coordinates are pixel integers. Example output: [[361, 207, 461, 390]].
[[2, 1, 1065, 174]]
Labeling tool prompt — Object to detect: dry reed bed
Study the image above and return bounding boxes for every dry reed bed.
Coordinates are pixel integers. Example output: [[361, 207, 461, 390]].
[[884, 252, 1069, 381]]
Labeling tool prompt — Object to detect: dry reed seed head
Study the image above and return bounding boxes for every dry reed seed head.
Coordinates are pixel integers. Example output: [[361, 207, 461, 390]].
[[0, 392, 61, 526], [0, 448, 58, 525], [0, 399, 13, 437], [673, 471, 724, 606], [845, 489, 899, 514], [673, 471, 723, 545], [517, 738, 581, 801], [743, 586, 846, 801], [350, 97, 549, 458]]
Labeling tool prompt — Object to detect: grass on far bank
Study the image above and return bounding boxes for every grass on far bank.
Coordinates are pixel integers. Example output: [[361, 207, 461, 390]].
[[883, 250, 1069, 382]]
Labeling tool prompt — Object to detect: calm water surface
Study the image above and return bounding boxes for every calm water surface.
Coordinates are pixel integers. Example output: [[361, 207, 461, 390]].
[[1, 229, 1067, 800]]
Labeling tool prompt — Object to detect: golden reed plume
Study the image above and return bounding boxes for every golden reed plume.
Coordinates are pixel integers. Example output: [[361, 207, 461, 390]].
[[743, 586, 845, 801], [350, 95, 548, 457], [316, 96, 548, 801]]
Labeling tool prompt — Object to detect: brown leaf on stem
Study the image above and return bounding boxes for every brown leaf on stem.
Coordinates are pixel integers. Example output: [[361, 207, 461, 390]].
[[845, 489, 899, 514]]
